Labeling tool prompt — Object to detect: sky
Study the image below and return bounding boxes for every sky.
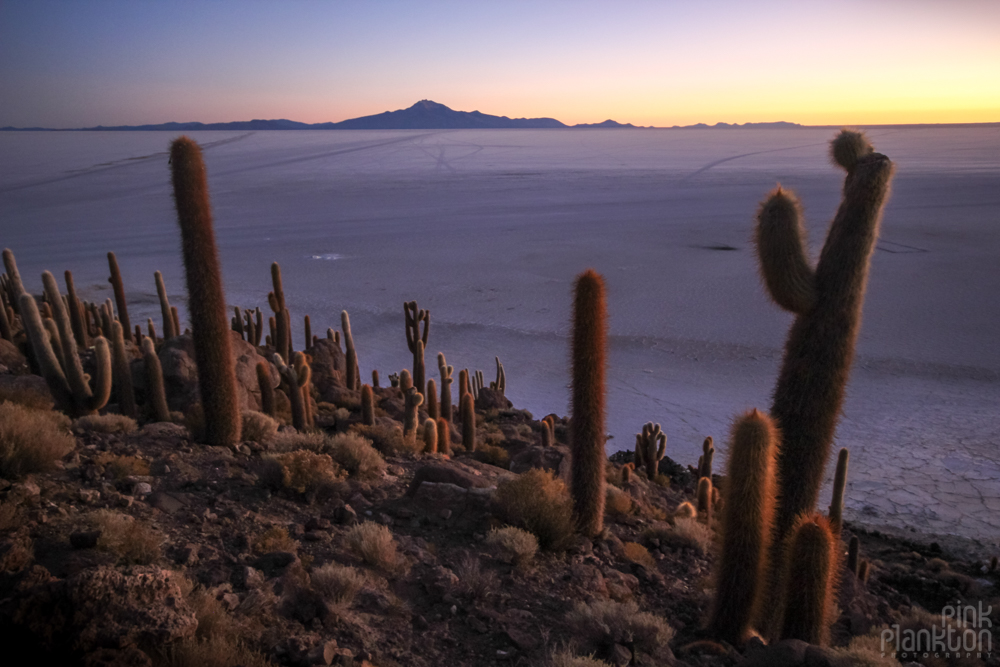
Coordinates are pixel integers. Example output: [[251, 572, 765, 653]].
[[1, 0, 998, 128]]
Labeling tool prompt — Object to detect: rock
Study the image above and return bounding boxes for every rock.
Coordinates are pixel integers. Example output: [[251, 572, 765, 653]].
[[309, 338, 348, 402], [609, 643, 632, 666], [234, 566, 265, 590], [0, 566, 196, 655], [148, 492, 188, 515], [332, 504, 357, 526], [253, 551, 299, 578], [306, 639, 340, 666], [82, 646, 153, 667], [305, 516, 331, 531], [804, 645, 845, 667], [741, 639, 809, 667], [423, 566, 459, 600], [175, 543, 199, 566], [405, 464, 491, 497], [70, 531, 102, 550], [78, 489, 101, 504], [133, 483, 152, 497], [220, 593, 240, 612], [509, 444, 571, 482], [474, 387, 511, 410]]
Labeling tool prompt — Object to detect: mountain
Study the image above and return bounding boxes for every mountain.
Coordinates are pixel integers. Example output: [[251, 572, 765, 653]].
[[672, 121, 801, 129], [572, 119, 640, 129], [315, 100, 567, 129]]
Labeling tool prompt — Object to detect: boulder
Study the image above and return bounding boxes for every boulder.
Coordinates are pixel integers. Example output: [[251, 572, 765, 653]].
[[308, 338, 347, 402], [475, 387, 511, 411], [509, 444, 572, 482]]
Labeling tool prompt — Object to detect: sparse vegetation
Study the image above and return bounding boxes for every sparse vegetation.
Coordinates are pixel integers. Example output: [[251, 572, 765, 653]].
[[604, 486, 632, 515], [91, 510, 163, 564], [346, 521, 405, 574], [622, 542, 657, 569], [485, 526, 538, 567], [0, 402, 75, 479], [565, 599, 674, 658], [73, 413, 138, 434], [494, 468, 575, 551], [351, 423, 415, 456], [472, 441, 510, 469], [259, 449, 344, 498], [310, 562, 365, 611], [94, 452, 150, 480], [252, 526, 298, 554], [326, 432, 385, 479], [241, 410, 278, 443], [549, 650, 614, 667]]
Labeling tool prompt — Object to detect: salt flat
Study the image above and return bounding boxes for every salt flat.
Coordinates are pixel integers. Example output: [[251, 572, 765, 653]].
[[1, 127, 998, 539]]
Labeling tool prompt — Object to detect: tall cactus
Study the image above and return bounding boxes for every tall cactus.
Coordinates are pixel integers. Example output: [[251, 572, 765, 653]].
[[107, 252, 132, 342], [436, 417, 450, 456], [569, 269, 607, 537], [425, 378, 439, 420], [757, 130, 893, 542], [438, 353, 453, 422], [64, 270, 86, 346], [256, 361, 275, 418], [169, 136, 241, 446], [634, 422, 665, 480], [403, 387, 423, 442], [460, 391, 475, 452], [2, 248, 25, 311], [142, 336, 171, 422], [709, 409, 778, 645], [110, 321, 137, 418], [154, 271, 178, 339], [828, 447, 849, 536], [404, 301, 429, 395], [780, 515, 838, 645], [341, 310, 359, 390], [361, 384, 375, 426]]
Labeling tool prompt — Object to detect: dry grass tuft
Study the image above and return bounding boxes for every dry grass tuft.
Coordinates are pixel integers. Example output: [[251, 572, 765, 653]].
[[310, 562, 365, 611], [345, 522, 405, 574], [550, 649, 614, 667], [565, 599, 674, 657], [472, 442, 510, 469], [94, 452, 150, 480], [161, 635, 273, 667], [252, 526, 298, 554], [604, 486, 633, 516], [0, 532, 33, 572], [0, 402, 74, 479], [73, 413, 138, 434], [829, 630, 901, 666], [351, 423, 417, 456], [326, 432, 385, 479], [652, 517, 713, 555], [266, 430, 327, 453], [622, 542, 657, 570], [241, 411, 278, 443], [452, 554, 499, 601], [493, 468, 574, 551], [259, 450, 344, 499], [0, 385, 55, 411], [91, 510, 162, 564], [187, 586, 240, 640], [485, 526, 538, 567], [673, 501, 696, 521]]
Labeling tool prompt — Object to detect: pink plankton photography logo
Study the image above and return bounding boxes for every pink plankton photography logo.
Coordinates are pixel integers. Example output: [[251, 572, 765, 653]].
[[882, 601, 993, 660]]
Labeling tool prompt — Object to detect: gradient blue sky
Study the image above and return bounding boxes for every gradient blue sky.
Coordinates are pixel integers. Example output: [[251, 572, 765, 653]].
[[1, 0, 998, 128]]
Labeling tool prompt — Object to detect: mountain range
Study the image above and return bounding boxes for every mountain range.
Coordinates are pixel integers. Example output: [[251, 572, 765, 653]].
[[0, 100, 800, 131]]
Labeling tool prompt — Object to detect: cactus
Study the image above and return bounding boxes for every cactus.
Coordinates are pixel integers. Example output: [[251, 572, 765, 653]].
[[674, 501, 696, 521], [361, 384, 375, 426], [708, 409, 778, 645], [756, 130, 894, 546], [64, 270, 86, 346], [304, 314, 311, 350], [269, 262, 291, 362], [110, 321, 137, 418], [458, 368, 469, 399], [621, 464, 632, 484], [569, 269, 608, 538], [460, 391, 475, 452], [341, 310, 359, 391], [540, 416, 555, 448], [231, 306, 244, 338], [404, 300, 429, 395], [154, 271, 178, 339], [828, 448, 849, 536], [779, 515, 838, 645], [147, 318, 157, 344], [425, 378, 439, 420], [2, 248, 25, 311], [699, 436, 715, 479], [274, 353, 310, 431], [171, 306, 180, 335], [438, 353, 453, 422], [422, 417, 438, 454], [403, 387, 423, 442], [293, 351, 314, 427], [847, 535, 860, 577], [256, 361, 275, 417], [170, 136, 241, 447], [634, 422, 666, 480], [493, 356, 506, 395], [0, 287, 10, 341], [436, 417, 450, 456], [107, 252, 132, 342], [372, 369, 380, 388], [399, 368, 413, 392], [697, 477, 713, 525], [858, 560, 870, 584], [142, 336, 171, 422], [20, 277, 111, 417]]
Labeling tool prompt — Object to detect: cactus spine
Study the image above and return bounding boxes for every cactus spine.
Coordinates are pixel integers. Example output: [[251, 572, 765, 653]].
[[635, 422, 666, 480], [779, 515, 837, 645], [142, 336, 171, 422], [110, 321, 137, 418], [569, 269, 607, 538], [361, 384, 375, 426], [708, 409, 778, 645], [170, 136, 241, 447], [107, 252, 132, 342], [757, 130, 894, 547], [828, 448, 849, 536], [460, 391, 475, 452], [404, 301, 429, 396]]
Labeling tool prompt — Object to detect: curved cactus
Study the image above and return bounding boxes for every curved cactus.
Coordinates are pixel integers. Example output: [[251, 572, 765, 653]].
[[635, 422, 666, 480], [709, 409, 778, 645], [569, 269, 607, 537], [107, 252, 132, 342], [403, 387, 424, 442], [170, 136, 241, 446], [756, 130, 893, 547]]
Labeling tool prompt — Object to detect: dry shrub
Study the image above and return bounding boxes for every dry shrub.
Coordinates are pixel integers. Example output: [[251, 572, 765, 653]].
[[657, 517, 713, 555], [310, 563, 365, 610], [0, 385, 54, 411], [550, 649, 614, 667], [622, 542, 657, 570], [0, 402, 74, 479], [604, 465, 625, 489], [351, 423, 416, 456], [485, 526, 538, 567], [267, 431, 327, 453], [253, 526, 298, 554], [605, 486, 632, 516], [0, 532, 33, 572], [472, 442, 510, 469], [493, 468, 574, 551], [453, 554, 498, 600], [673, 501, 696, 521], [161, 635, 273, 667], [73, 413, 138, 434], [345, 522, 405, 574], [241, 411, 278, 443], [91, 510, 162, 564], [829, 630, 900, 666], [326, 432, 385, 479], [565, 599, 674, 658], [187, 586, 239, 640], [259, 450, 344, 498], [94, 452, 150, 480], [480, 423, 506, 448], [0, 500, 20, 531]]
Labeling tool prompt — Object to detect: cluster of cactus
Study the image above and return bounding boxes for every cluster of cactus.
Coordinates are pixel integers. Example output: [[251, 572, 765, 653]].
[[268, 262, 292, 362], [634, 422, 665, 480], [274, 352, 313, 431], [540, 415, 556, 447], [231, 305, 263, 346], [404, 301, 429, 394], [490, 356, 506, 395]]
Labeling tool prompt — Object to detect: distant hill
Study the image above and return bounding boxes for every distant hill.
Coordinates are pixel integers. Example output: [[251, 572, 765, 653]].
[[673, 121, 801, 129], [316, 100, 567, 129], [572, 119, 642, 129]]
